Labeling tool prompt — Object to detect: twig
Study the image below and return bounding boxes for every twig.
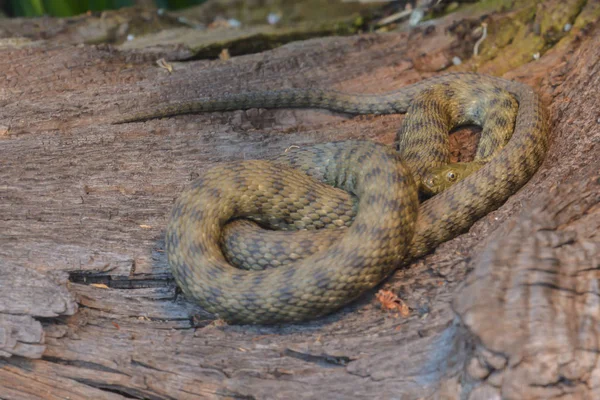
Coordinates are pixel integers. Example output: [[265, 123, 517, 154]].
[[473, 22, 488, 57]]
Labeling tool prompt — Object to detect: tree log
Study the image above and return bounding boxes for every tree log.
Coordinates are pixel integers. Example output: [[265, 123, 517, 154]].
[[1, 2, 599, 399]]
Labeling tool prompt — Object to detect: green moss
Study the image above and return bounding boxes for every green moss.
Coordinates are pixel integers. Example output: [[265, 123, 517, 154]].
[[537, 0, 586, 44], [445, 2, 460, 14], [451, 0, 595, 75], [452, 0, 517, 16], [553, 0, 600, 50], [573, 0, 600, 29]]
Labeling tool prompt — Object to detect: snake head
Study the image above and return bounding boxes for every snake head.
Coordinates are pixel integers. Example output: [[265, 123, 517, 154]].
[[421, 162, 483, 196]]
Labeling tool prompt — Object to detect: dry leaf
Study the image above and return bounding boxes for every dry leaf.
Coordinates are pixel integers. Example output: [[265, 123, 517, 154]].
[[91, 283, 109, 289], [219, 48, 230, 60], [157, 58, 173, 73], [375, 289, 410, 317]]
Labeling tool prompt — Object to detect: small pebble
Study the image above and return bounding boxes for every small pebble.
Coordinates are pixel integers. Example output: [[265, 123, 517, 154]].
[[452, 56, 462, 66], [127, 34, 135, 41], [564, 23, 572, 32], [409, 9, 424, 26], [532, 52, 540, 60], [228, 18, 241, 28], [267, 12, 281, 25]]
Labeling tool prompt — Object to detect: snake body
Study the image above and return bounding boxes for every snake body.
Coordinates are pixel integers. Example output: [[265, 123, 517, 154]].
[[122, 73, 549, 324]]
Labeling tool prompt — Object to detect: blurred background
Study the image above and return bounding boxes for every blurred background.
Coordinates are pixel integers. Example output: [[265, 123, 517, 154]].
[[4, 0, 207, 16]]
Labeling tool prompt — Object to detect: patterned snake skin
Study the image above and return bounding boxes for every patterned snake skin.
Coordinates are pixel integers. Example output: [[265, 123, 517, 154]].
[[118, 73, 549, 324]]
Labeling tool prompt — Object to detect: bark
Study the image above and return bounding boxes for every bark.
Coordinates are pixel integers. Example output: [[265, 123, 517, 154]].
[[0, 1, 599, 399]]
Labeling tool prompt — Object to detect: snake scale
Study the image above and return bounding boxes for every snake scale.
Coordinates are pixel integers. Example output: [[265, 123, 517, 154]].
[[118, 72, 549, 324]]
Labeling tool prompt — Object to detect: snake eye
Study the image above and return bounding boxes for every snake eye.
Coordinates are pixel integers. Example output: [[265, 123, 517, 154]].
[[446, 171, 457, 182]]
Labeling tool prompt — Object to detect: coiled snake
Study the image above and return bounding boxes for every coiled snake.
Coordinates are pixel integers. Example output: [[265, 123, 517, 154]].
[[118, 73, 549, 324]]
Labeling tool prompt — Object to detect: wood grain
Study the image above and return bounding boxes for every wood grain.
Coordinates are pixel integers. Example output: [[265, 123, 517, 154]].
[[1, 6, 599, 399]]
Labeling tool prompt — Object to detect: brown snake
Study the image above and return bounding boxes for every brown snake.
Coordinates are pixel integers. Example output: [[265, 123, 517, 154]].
[[118, 72, 550, 324]]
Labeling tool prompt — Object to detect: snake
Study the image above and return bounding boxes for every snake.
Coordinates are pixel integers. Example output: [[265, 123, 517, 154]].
[[117, 72, 549, 324]]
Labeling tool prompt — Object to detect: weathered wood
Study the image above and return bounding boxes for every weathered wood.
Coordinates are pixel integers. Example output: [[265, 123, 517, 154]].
[[0, 264, 76, 318], [453, 173, 600, 399], [0, 264, 76, 358], [0, 1, 599, 399], [119, 0, 384, 61], [0, 314, 44, 359]]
